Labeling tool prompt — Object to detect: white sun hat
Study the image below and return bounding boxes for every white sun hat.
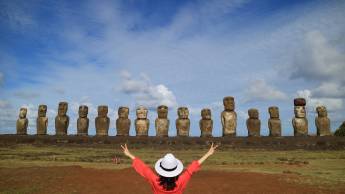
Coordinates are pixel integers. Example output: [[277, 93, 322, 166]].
[[155, 153, 184, 177]]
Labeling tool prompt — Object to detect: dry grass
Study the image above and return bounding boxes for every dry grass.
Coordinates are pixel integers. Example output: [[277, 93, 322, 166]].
[[1, 144, 344, 186]]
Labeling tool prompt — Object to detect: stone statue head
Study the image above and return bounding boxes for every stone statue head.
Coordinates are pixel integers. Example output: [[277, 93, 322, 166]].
[[201, 108, 211, 120], [177, 107, 189, 119], [157, 105, 168, 119], [268, 106, 279, 118], [248, 108, 259, 119], [98, 105, 108, 117], [19, 107, 27, 118], [78, 105, 88, 118], [136, 106, 148, 119], [223, 96, 235, 111], [118, 107, 129, 118], [58, 102, 68, 116], [316, 106, 327, 117], [294, 106, 306, 118], [293, 98, 306, 118], [38, 105, 47, 117]]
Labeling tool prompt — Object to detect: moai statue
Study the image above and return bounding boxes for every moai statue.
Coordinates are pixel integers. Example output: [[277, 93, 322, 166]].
[[176, 107, 190, 137], [116, 107, 131, 136], [221, 96, 237, 136], [292, 98, 308, 136], [16, 108, 28, 135], [77, 105, 89, 136], [315, 106, 331, 136], [199, 108, 213, 137], [268, 106, 281, 137], [55, 102, 69, 135], [135, 106, 149, 136], [95, 105, 110, 136], [36, 105, 48, 135], [246, 108, 261, 137], [155, 105, 169, 137]]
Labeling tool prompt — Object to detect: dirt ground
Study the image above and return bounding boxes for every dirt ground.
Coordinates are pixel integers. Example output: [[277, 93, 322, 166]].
[[1, 166, 343, 194]]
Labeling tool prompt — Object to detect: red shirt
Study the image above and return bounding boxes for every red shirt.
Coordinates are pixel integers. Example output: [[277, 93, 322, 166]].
[[132, 157, 201, 194]]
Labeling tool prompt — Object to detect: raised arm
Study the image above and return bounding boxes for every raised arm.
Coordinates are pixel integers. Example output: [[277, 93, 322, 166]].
[[121, 144, 135, 160], [198, 142, 219, 164], [178, 142, 219, 191], [121, 144, 157, 182]]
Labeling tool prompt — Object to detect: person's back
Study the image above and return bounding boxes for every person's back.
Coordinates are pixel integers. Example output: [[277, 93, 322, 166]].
[[121, 143, 218, 194]]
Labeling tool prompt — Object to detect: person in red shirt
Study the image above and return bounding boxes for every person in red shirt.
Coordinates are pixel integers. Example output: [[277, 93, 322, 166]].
[[121, 143, 219, 194]]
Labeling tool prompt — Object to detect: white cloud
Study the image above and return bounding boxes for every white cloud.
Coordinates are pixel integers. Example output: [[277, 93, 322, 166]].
[[53, 87, 65, 95], [291, 31, 345, 82], [120, 71, 151, 94], [244, 79, 287, 102], [237, 110, 248, 120], [198, 0, 249, 17], [164, 0, 249, 38], [292, 31, 345, 115], [188, 107, 201, 116], [0, 1, 35, 29], [120, 71, 177, 110], [0, 99, 11, 108], [0, 100, 16, 133], [296, 89, 343, 112], [210, 101, 223, 111], [14, 90, 40, 99], [0, 0, 344, 135], [313, 82, 345, 98]]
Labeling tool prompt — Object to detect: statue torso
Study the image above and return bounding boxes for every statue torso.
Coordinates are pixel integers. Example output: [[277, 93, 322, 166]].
[[37, 117, 48, 135], [155, 118, 169, 136], [293, 118, 308, 136], [136, 119, 149, 136], [200, 119, 213, 137], [268, 118, 281, 136], [222, 111, 237, 135], [95, 117, 110, 135], [77, 118, 89, 134], [247, 118, 261, 136], [316, 117, 331, 136], [55, 116, 69, 134], [176, 119, 190, 136], [116, 118, 131, 136], [16, 118, 28, 134]]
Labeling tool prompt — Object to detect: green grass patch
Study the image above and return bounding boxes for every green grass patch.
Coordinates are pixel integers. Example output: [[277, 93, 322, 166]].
[[0, 144, 344, 186]]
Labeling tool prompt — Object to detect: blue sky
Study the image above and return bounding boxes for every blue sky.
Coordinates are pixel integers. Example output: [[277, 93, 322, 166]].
[[0, 0, 344, 136]]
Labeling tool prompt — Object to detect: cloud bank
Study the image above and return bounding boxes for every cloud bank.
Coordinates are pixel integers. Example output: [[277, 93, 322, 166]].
[[120, 71, 178, 110], [0, 0, 344, 135], [245, 79, 287, 102]]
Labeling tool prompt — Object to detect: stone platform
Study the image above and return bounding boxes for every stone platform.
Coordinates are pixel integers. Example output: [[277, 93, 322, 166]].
[[0, 135, 344, 150]]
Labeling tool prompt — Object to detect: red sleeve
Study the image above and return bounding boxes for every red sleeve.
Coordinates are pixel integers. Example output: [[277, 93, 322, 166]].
[[178, 160, 201, 190], [132, 157, 158, 183]]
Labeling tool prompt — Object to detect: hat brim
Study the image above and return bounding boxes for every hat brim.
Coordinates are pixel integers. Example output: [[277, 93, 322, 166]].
[[154, 158, 183, 177]]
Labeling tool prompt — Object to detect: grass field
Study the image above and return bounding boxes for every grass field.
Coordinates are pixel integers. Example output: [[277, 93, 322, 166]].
[[1, 144, 344, 187]]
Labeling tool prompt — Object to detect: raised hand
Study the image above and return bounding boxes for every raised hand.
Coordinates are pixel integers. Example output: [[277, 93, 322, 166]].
[[198, 142, 219, 164], [206, 142, 219, 156], [121, 144, 135, 159]]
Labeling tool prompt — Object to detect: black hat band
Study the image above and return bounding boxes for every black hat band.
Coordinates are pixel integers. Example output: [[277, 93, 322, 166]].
[[160, 162, 177, 172]]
